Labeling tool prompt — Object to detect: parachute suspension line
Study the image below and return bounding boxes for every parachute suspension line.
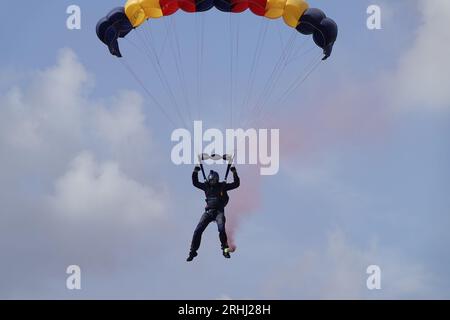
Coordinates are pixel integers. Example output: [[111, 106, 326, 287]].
[[251, 51, 320, 128], [234, 14, 241, 128], [158, 19, 172, 59], [250, 53, 323, 128], [249, 20, 330, 127], [122, 36, 184, 127], [200, 14, 206, 119], [229, 12, 234, 129], [144, 25, 189, 128], [162, 18, 193, 129], [268, 30, 297, 91], [276, 23, 285, 48], [135, 29, 189, 128], [279, 54, 323, 105], [195, 14, 201, 120], [257, 56, 323, 127], [252, 31, 297, 114], [265, 29, 297, 92], [144, 23, 191, 129], [170, 17, 195, 128], [282, 20, 327, 67], [285, 43, 316, 66], [283, 36, 306, 66], [119, 59, 177, 127], [296, 20, 328, 61], [289, 20, 327, 66], [243, 19, 269, 118], [275, 22, 301, 68], [228, 13, 241, 129], [123, 36, 148, 56], [284, 29, 315, 66], [194, 14, 206, 121], [237, 18, 268, 128], [143, 26, 186, 127], [244, 29, 297, 127]]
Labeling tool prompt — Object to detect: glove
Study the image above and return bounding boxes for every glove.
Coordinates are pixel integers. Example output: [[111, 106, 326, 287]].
[[230, 166, 237, 173], [194, 166, 201, 172]]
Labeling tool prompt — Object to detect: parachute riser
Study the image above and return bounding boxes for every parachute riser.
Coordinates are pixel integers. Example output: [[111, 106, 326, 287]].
[[224, 155, 235, 182], [197, 155, 207, 181]]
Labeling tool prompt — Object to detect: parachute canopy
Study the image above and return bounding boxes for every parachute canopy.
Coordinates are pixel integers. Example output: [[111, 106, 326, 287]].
[[96, 0, 337, 60]]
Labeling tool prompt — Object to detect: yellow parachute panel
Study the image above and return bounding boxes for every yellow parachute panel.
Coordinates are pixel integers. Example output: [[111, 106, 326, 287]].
[[283, 0, 309, 28], [264, 0, 287, 20], [125, 0, 163, 27]]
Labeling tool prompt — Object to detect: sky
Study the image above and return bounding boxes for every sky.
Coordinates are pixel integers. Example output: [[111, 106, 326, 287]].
[[0, 0, 449, 299]]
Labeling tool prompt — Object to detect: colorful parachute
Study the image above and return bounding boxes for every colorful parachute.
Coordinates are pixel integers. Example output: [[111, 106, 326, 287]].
[[96, 0, 337, 60]]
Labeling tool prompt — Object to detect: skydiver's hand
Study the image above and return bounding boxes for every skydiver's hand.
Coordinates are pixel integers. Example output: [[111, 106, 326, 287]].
[[194, 166, 201, 172], [230, 166, 237, 173]]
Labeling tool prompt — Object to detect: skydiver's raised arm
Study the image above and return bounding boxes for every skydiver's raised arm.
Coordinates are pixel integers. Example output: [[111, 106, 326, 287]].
[[225, 167, 240, 191], [192, 166, 206, 190]]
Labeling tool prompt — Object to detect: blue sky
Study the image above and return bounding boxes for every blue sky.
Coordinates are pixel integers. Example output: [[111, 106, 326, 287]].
[[0, 0, 449, 299]]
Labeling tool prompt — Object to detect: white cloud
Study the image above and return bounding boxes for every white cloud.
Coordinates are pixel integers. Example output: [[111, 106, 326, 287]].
[[92, 90, 157, 176], [0, 49, 88, 158], [0, 48, 171, 298], [49, 151, 166, 224], [0, 48, 157, 176], [393, 0, 450, 109], [95, 91, 148, 147]]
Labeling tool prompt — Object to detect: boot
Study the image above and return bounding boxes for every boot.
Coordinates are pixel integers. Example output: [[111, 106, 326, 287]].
[[186, 251, 198, 262], [223, 248, 231, 259]]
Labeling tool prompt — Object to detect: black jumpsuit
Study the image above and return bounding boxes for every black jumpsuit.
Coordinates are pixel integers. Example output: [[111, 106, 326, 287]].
[[190, 169, 240, 252]]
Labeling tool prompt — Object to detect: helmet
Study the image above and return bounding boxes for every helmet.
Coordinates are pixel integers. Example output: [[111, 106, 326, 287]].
[[208, 170, 219, 186]]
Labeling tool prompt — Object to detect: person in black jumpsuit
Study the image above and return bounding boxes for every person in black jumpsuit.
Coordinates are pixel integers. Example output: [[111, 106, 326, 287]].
[[187, 166, 240, 261]]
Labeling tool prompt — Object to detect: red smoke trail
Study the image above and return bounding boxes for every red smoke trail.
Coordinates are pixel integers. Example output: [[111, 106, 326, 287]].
[[226, 165, 262, 251], [224, 82, 389, 251]]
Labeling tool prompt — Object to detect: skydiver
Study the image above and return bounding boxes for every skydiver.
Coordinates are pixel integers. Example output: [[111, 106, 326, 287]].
[[187, 166, 240, 262]]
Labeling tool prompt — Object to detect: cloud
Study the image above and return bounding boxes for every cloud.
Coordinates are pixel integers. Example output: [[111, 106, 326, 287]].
[[392, 0, 450, 109], [264, 230, 433, 299], [95, 91, 148, 148], [49, 151, 166, 224], [3, 48, 90, 148], [276, 0, 449, 161], [0, 48, 155, 174], [0, 48, 171, 298]]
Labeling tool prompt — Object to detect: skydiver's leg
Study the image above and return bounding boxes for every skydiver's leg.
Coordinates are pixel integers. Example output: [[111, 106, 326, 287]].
[[215, 210, 229, 251], [190, 212, 212, 253]]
